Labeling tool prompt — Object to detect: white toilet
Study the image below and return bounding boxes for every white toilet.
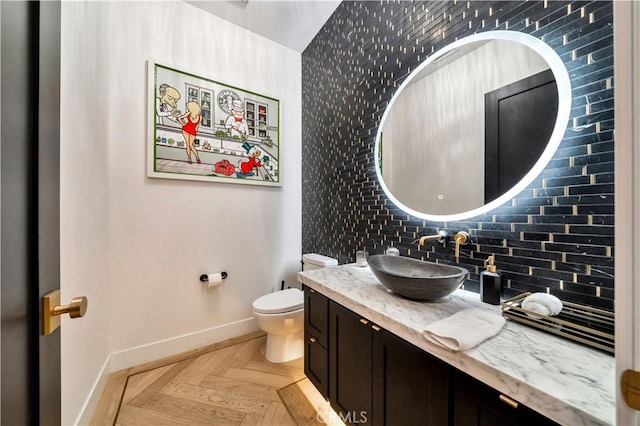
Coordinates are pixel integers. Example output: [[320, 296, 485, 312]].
[[252, 253, 338, 363]]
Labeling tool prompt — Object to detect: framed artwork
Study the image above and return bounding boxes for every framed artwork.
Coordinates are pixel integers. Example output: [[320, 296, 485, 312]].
[[147, 61, 281, 186]]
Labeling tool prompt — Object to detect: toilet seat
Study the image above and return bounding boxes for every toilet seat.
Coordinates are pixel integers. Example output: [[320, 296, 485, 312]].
[[253, 288, 303, 314]]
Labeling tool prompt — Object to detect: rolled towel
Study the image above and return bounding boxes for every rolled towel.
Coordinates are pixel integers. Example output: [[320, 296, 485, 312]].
[[423, 308, 506, 351], [521, 293, 563, 317]]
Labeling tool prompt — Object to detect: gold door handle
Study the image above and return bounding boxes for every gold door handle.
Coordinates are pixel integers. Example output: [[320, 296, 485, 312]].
[[43, 290, 88, 335], [53, 296, 88, 318], [309, 337, 317, 343], [360, 318, 369, 325]]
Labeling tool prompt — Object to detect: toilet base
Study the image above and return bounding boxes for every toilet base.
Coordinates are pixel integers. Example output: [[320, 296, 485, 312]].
[[265, 330, 303, 363]]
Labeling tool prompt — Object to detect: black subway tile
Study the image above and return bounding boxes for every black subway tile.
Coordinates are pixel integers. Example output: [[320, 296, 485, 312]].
[[302, 0, 614, 309]]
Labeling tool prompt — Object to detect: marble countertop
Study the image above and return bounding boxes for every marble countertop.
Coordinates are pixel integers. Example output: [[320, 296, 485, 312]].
[[298, 264, 615, 426]]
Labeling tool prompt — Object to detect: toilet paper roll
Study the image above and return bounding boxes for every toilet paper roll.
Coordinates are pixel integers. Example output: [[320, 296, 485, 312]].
[[207, 273, 223, 288]]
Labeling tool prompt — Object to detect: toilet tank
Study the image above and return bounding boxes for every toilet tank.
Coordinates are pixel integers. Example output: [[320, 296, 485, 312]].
[[302, 253, 338, 271]]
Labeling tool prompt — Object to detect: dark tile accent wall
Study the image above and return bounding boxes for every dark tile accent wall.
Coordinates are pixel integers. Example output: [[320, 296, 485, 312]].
[[302, 1, 614, 309]]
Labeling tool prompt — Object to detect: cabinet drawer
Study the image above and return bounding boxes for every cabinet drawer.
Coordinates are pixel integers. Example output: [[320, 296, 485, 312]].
[[454, 370, 558, 426], [304, 332, 329, 399], [454, 371, 518, 426], [304, 286, 329, 347]]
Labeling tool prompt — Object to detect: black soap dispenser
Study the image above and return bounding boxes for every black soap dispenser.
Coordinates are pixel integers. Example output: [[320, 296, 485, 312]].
[[480, 255, 502, 305]]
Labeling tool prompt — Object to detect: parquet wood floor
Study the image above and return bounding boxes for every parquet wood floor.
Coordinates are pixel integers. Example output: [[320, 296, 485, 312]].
[[91, 331, 343, 426]]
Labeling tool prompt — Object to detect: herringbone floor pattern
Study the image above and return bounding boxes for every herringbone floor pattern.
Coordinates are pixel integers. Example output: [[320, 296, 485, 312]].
[[92, 332, 341, 425]]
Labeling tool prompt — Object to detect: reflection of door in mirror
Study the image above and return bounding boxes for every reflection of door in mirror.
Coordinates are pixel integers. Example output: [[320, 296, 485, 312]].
[[380, 39, 550, 215], [484, 69, 558, 204]]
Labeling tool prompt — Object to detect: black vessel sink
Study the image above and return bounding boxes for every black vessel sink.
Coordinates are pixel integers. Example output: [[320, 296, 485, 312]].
[[368, 255, 468, 301]]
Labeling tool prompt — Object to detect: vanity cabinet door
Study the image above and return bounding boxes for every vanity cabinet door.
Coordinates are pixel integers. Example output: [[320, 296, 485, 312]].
[[304, 286, 328, 346], [303, 286, 329, 399], [372, 328, 450, 426], [329, 300, 373, 423], [454, 370, 558, 426], [305, 331, 329, 398]]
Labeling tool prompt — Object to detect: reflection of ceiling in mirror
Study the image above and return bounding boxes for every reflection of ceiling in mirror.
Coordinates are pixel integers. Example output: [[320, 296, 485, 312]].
[[407, 40, 492, 86], [380, 38, 551, 216]]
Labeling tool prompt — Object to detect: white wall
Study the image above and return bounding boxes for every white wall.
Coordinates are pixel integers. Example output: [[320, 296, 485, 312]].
[[60, 1, 302, 424]]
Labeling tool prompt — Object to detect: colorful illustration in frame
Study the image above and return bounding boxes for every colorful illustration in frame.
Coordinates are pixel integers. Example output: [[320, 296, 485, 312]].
[[147, 62, 281, 186]]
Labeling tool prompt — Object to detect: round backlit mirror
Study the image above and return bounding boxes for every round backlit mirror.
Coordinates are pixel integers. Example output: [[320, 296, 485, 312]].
[[374, 31, 572, 222]]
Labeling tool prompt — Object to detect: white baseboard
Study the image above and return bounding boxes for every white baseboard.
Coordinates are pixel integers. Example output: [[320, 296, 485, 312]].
[[73, 356, 111, 426], [109, 317, 258, 371], [73, 317, 258, 425]]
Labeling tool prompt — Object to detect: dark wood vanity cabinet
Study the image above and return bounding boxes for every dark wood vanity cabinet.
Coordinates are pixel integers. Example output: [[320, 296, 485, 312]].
[[329, 300, 449, 426], [454, 370, 558, 426], [303, 286, 329, 398], [372, 323, 450, 426], [303, 287, 556, 426], [329, 300, 373, 422]]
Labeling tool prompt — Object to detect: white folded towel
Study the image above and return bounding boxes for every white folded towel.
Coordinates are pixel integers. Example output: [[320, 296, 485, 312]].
[[521, 293, 563, 317], [423, 308, 506, 351]]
